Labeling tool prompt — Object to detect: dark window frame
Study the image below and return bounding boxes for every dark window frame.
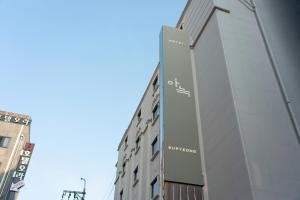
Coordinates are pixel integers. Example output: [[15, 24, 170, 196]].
[[122, 161, 126, 175], [152, 102, 160, 121], [124, 136, 128, 150], [120, 189, 123, 200], [152, 75, 159, 93], [0, 136, 11, 148], [179, 23, 184, 30], [133, 165, 139, 182], [151, 137, 158, 156], [137, 109, 142, 122], [151, 176, 159, 198], [135, 136, 140, 149]]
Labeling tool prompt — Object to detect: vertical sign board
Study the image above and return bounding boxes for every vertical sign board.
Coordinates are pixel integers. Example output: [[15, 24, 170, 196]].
[[10, 143, 35, 192], [160, 26, 203, 186]]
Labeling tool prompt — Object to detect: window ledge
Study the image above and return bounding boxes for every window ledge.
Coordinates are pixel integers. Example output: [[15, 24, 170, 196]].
[[114, 176, 119, 185], [151, 151, 159, 161], [136, 118, 142, 127], [152, 116, 159, 126], [132, 179, 139, 187], [135, 146, 140, 155], [121, 171, 125, 178], [152, 86, 159, 97]]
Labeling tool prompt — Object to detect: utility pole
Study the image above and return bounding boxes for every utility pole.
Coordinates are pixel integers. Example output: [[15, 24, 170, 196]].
[[61, 178, 86, 200], [81, 178, 86, 200]]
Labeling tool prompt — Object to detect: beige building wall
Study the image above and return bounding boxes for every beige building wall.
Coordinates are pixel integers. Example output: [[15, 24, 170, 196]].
[[0, 111, 31, 200]]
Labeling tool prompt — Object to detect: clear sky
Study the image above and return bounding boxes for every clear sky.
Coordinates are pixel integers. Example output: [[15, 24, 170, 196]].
[[0, 0, 186, 199]]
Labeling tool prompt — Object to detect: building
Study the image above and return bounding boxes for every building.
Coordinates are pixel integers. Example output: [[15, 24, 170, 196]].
[[114, 0, 300, 200], [114, 67, 161, 200], [0, 111, 34, 200]]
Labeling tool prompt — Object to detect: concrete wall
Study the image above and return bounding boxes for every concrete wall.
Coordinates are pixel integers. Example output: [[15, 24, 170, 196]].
[[216, 0, 300, 199], [181, 0, 214, 43], [114, 0, 300, 199], [191, 10, 253, 200], [254, 0, 300, 140], [182, 0, 300, 199]]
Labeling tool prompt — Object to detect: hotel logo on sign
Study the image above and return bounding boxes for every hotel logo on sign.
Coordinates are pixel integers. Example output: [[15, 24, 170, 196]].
[[168, 39, 185, 47], [167, 77, 191, 97]]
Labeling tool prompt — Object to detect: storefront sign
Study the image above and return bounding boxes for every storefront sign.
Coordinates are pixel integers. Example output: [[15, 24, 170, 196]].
[[10, 143, 35, 192]]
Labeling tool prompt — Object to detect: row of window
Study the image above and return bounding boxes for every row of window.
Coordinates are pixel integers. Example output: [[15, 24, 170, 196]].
[[119, 176, 159, 200], [122, 136, 159, 173], [123, 74, 159, 151], [0, 136, 11, 148], [123, 100, 160, 152], [136, 74, 159, 125], [119, 75, 160, 200], [136, 100, 159, 128]]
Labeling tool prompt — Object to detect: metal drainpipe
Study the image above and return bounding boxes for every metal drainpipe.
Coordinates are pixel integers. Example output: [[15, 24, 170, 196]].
[[249, 0, 300, 145]]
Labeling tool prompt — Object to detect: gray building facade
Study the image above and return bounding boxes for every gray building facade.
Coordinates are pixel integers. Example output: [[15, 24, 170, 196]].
[[114, 0, 300, 199], [114, 68, 161, 200]]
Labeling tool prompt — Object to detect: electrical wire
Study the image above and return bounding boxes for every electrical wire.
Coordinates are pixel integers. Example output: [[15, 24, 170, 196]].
[[103, 184, 114, 200], [101, 177, 115, 200]]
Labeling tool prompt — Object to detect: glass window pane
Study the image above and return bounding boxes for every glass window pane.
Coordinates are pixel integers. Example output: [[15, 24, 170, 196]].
[[0, 137, 10, 148], [151, 177, 159, 197], [152, 137, 158, 155]]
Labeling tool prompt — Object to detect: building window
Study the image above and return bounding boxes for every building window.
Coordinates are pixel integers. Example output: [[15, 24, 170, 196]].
[[152, 102, 159, 121], [153, 76, 159, 93], [125, 136, 128, 145], [133, 166, 138, 182], [152, 137, 158, 156], [0, 136, 11, 148], [120, 189, 123, 200], [122, 162, 126, 177], [179, 23, 184, 30], [124, 136, 128, 150], [151, 177, 159, 199], [137, 109, 142, 122], [135, 136, 140, 150], [122, 162, 126, 171]]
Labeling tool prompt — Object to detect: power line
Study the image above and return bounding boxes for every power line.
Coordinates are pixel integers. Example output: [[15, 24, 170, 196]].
[[61, 178, 86, 200], [101, 177, 115, 200], [103, 184, 114, 200]]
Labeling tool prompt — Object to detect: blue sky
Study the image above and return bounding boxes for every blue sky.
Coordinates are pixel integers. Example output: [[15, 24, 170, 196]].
[[0, 0, 186, 199]]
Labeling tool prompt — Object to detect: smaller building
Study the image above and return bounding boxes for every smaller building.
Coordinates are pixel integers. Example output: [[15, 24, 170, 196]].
[[0, 111, 34, 200]]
